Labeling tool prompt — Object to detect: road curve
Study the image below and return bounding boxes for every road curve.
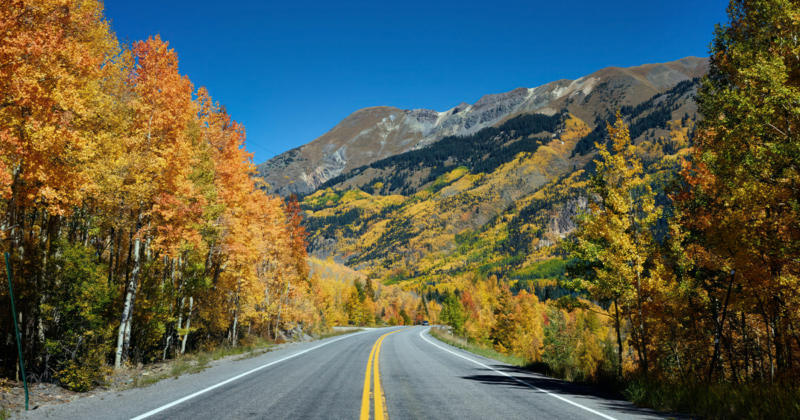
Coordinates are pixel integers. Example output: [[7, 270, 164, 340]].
[[19, 327, 680, 420]]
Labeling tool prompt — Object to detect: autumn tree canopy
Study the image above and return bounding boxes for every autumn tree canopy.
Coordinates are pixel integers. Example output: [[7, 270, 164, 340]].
[[0, 0, 424, 390]]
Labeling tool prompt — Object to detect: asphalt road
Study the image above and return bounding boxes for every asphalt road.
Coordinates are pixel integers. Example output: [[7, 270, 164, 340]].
[[19, 327, 681, 420]]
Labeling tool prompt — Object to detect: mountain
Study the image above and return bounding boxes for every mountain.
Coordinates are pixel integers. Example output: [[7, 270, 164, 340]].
[[257, 57, 708, 197], [291, 59, 705, 300]]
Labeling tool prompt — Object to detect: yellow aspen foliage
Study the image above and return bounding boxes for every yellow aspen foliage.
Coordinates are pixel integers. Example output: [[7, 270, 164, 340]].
[[565, 112, 666, 376]]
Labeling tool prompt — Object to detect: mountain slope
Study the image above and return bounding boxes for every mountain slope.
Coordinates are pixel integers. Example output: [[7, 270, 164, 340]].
[[298, 74, 703, 298], [257, 57, 708, 196]]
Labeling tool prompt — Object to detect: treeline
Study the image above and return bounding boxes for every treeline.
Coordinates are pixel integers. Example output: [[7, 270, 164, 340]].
[[430, 273, 611, 383], [431, 6, 800, 417], [341, 275, 433, 327], [566, 0, 800, 390], [0, 0, 420, 392]]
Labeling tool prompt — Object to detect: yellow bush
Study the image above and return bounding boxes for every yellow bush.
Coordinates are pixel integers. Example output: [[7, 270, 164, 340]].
[[56, 350, 110, 392]]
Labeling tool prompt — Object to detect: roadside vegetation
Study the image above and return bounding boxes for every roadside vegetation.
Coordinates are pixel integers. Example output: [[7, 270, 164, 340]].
[[0, 0, 424, 401], [314, 328, 364, 340], [119, 336, 279, 390], [430, 327, 800, 420], [428, 3, 800, 419], [428, 327, 529, 368]]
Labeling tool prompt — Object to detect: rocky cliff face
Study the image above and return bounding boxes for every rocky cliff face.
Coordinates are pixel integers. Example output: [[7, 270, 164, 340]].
[[537, 197, 590, 249], [257, 57, 708, 196]]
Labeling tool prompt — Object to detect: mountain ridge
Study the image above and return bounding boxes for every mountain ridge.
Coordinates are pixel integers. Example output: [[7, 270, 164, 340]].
[[295, 65, 702, 295], [257, 56, 708, 197]]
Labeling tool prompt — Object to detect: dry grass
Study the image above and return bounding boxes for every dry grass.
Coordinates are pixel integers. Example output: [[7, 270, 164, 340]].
[[120, 358, 210, 390], [428, 327, 528, 367], [120, 336, 276, 390], [315, 328, 364, 340]]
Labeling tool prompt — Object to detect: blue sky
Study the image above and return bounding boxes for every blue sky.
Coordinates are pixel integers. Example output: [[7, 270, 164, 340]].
[[105, 0, 729, 164]]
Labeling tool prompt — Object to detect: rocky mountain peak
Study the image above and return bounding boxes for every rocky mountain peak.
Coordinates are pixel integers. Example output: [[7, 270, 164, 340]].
[[257, 57, 708, 197]]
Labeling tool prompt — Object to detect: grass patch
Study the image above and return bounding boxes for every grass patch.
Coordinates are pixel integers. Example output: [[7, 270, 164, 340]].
[[122, 337, 275, 390], [315, 328, 363, 340], [428, 327, 528, 367], [625, 378, 800, 420], [124, 358, 210, 390], [206, 336, 275, 361], [233, 344, 278, 361]]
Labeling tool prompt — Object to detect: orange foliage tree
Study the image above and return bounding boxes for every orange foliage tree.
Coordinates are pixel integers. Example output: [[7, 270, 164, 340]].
[[0, 1, 368, 389]]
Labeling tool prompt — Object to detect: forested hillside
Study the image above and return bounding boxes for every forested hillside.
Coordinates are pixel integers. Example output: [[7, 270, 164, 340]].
[[300, 78, 697, 292], [298, 84, 697, 389]]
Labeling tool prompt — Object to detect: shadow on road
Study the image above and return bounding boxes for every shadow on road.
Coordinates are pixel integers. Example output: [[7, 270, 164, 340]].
[[459, 364, 692, 420]]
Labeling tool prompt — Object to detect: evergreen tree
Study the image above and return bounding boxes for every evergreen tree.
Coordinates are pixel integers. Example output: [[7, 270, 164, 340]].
[[364, 274, 376, 301], [439, 292, 467, 335]]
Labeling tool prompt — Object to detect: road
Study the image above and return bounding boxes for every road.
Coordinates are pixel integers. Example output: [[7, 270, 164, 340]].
[[19, 327, 679, 420]]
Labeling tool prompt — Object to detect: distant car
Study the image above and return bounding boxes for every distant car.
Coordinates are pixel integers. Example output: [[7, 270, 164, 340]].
[[422, 320, 429, 326]]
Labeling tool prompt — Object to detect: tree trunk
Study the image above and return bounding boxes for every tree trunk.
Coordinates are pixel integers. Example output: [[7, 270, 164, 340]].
[[634, 269, 648, 376], [123, 228, 134, 290], [627, 311, 644, 374], [162, 336, 171, 361], [742, 313, 750, 381], [176, 297, 185, 343], [231, 309, 239, 347], [275, 283, 285, 340], [708, 270, 735, 382], [161, 258, 177, 359], [114, 222, 142, 369], [614, 300, 624, 380], [231, 280, 241, 346], [766, 318, 774, 381], [181, 297, 193, 355], [122, 269, 141, 364]]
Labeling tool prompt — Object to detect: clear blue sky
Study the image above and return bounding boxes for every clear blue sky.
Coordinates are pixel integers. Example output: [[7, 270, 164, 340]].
[[105, 0, 729, 164]]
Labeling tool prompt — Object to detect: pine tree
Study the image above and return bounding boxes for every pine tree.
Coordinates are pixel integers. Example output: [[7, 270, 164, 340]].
[[439, 292, 467, 336], [364, 274, 376, 302]]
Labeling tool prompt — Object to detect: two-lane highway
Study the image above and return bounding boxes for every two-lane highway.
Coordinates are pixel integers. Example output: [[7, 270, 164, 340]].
[[20, 327, 679, 420]]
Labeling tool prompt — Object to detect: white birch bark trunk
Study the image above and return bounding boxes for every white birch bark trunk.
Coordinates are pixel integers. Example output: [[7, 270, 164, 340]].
[[114, 224, 142, 369], [176, 297, 185, 333], [231, 280, 241, 346], [162, 336, 171, 361], [181, 297, 193, 355], [231, 306, 239, 347]]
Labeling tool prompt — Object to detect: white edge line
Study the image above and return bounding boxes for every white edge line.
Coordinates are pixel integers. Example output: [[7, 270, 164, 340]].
[[130, 330, 373, 420], [419, 328, 618, 420]]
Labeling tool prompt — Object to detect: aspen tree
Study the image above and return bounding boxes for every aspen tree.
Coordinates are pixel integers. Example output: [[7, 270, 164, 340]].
[[677, 0, 800, 381], [566, 113, 664, 376]]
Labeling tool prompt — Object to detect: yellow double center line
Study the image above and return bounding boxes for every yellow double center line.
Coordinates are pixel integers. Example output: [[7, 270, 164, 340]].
[[360, 328, 412, 420]]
